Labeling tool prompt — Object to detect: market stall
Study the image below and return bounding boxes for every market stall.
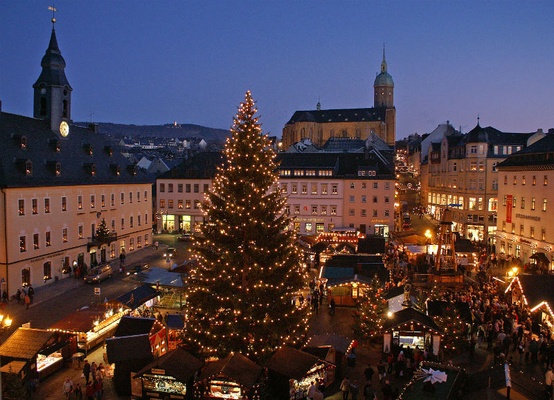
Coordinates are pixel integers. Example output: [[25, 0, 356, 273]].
[[303, 333, 352, 381], [166, 314, 185, 350], [195, 352, 262, 399], [505, 274, 554, 337], [132, 347, 203, 400], [0, 327, 64, 381], [266, 346, 334, 400], [116, 284, 160, 312], [49, 300, 130, 355], [382, 307, 443, 356], [114, 316, 168, 358]]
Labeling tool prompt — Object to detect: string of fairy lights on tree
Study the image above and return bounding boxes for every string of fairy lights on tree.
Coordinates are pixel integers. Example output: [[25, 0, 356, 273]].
[[183, 91, 309, 362], [352, 276, 386, 339]]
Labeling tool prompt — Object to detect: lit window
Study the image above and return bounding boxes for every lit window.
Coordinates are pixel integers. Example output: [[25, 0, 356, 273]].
[[90, 195, 95, 209], [62, 196, 67, 211], [45, 231, 51, 247], [33, 233, 39, 250], [62, 228, 68, 243], [160, 183, 165, 193], [168, 200, 174, 209], [44, 198, 50, 213], [18, 199, 25, 216], [543, 198, 547, 212], [32, 199, 38, 215], [20, 236, 26, 252]]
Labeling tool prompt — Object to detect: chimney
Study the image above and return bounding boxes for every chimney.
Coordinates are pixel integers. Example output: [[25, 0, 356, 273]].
[[88, 123, 99, 133]]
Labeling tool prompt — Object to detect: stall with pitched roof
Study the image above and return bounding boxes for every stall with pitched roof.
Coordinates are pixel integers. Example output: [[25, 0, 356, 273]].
[[0, 327, 61, 381], [49, 300, 130, 355], [195, 352, 262, 399], [266, 346, 334, 400], [132, 347, 203, 400], [382, 307, 443, 356], [505, 274, 554, 336]]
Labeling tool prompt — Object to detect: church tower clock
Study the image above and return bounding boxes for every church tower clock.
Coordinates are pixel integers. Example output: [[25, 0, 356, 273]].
[[33, 17, 72, 137]]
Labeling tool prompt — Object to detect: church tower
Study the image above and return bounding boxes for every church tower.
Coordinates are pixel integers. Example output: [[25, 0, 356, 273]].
[[373, 45, 394, 108], [33, 20, 72, 136], [373, 45, 396, 145]]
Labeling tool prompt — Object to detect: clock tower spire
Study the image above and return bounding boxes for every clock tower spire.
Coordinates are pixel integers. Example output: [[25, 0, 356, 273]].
[[33, 11, 72, 136]]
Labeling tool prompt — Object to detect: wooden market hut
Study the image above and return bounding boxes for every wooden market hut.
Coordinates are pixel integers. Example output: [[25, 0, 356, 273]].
[[132, 347, 203, 400], [106, 334, 154, 396], [266, 346, 334, 400], [195, 352, 263, 399], [48, 300, 130, 355], [506, 274, 554, 335], [320, 254, 389, 306], [303, 333, 353, 381], [114, 316, 168, 358], [0, 327, 60, 382], [166, 314, 185, 350], [382, 307, 443, 356]]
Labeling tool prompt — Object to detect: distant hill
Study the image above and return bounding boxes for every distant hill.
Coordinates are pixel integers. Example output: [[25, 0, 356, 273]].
[[75, 122, 230, 143]]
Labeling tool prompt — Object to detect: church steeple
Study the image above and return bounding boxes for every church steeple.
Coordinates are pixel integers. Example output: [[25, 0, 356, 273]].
[[374, 44, 394, 109], [33, 20, 72, 135]]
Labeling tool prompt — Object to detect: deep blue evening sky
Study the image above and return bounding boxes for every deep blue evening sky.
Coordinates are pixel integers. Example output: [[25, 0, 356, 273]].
[[1, 1, 554, 139]]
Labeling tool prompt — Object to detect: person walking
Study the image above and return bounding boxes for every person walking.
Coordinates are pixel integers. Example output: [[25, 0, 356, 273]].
[[62, 377, 73, 398], [350, 380, 359, 400], [72, 382, 83, 400], [85, 381, 94, 400], [24, 292, 31, 309], [340, 376, 350, 400], [546, 366, 554, 400], [27, 284, 34, 303], [82, 359, 91, 384]]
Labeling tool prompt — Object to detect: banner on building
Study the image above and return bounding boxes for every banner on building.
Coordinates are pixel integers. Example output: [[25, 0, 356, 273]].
[[506, 195, 513, 223]]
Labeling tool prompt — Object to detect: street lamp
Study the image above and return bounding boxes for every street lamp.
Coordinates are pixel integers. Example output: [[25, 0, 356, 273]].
[[425, 229, 432, 254]]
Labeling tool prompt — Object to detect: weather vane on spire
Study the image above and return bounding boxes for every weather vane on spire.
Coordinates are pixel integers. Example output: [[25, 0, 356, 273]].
[[48, 5, 57, 26]]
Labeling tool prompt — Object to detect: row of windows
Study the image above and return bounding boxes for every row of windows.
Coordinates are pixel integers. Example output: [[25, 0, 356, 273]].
[[502, 196, 547, 211], [18, 191, 149, 216], [19, 214, 149, 253], [349, 195, 390, 204], [501, 222, 546, 240], [281, 181, 391, 195], [159, 183, 210, 194], [279, 169, 334, 177], [428, 193, 498, 212], [159, 199, 201, 209], [504, 174, 548, 186], [284, 204, 391, 218]]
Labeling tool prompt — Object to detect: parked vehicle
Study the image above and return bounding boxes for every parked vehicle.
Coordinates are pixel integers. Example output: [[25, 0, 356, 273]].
[[177, 233, 193, 242], [126, 263, 149, 276], [84, 264, 113, 283], [164, 247, 176, 258]]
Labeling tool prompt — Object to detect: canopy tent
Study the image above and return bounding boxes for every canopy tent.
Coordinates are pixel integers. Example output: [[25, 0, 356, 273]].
[[116, 285, 159, 310]]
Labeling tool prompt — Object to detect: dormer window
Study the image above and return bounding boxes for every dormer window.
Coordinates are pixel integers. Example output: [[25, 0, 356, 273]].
[[110, 164, 120, 176], [104, 146, 113, 156], [83, 163, 96, 176], [55, 162, 61, 176], [49, 139, 61, 152], [127, 164, 137, 176], [25, 161, 32, 175], [83, 144, 93, 155], [20, 136, 27, 149]]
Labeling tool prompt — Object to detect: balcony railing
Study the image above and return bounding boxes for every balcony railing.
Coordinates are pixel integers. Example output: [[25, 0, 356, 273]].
[[87, 232, 118, 251]]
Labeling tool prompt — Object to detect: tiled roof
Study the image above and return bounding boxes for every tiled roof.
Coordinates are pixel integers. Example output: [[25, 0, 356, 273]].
[[0, 112, 151, 188], [157, 151, 224, 180], [497, 134, 554, 168], [285, 108, 386, 125], [0, 328, 54, 359]]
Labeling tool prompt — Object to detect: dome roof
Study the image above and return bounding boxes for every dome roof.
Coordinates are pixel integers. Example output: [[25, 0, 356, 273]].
[[374, 71, 394, 87]]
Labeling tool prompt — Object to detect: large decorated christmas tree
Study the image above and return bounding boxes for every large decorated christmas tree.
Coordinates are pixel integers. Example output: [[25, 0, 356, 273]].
[[352, 276, 386, 340], [184, 91, 308, 361]]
